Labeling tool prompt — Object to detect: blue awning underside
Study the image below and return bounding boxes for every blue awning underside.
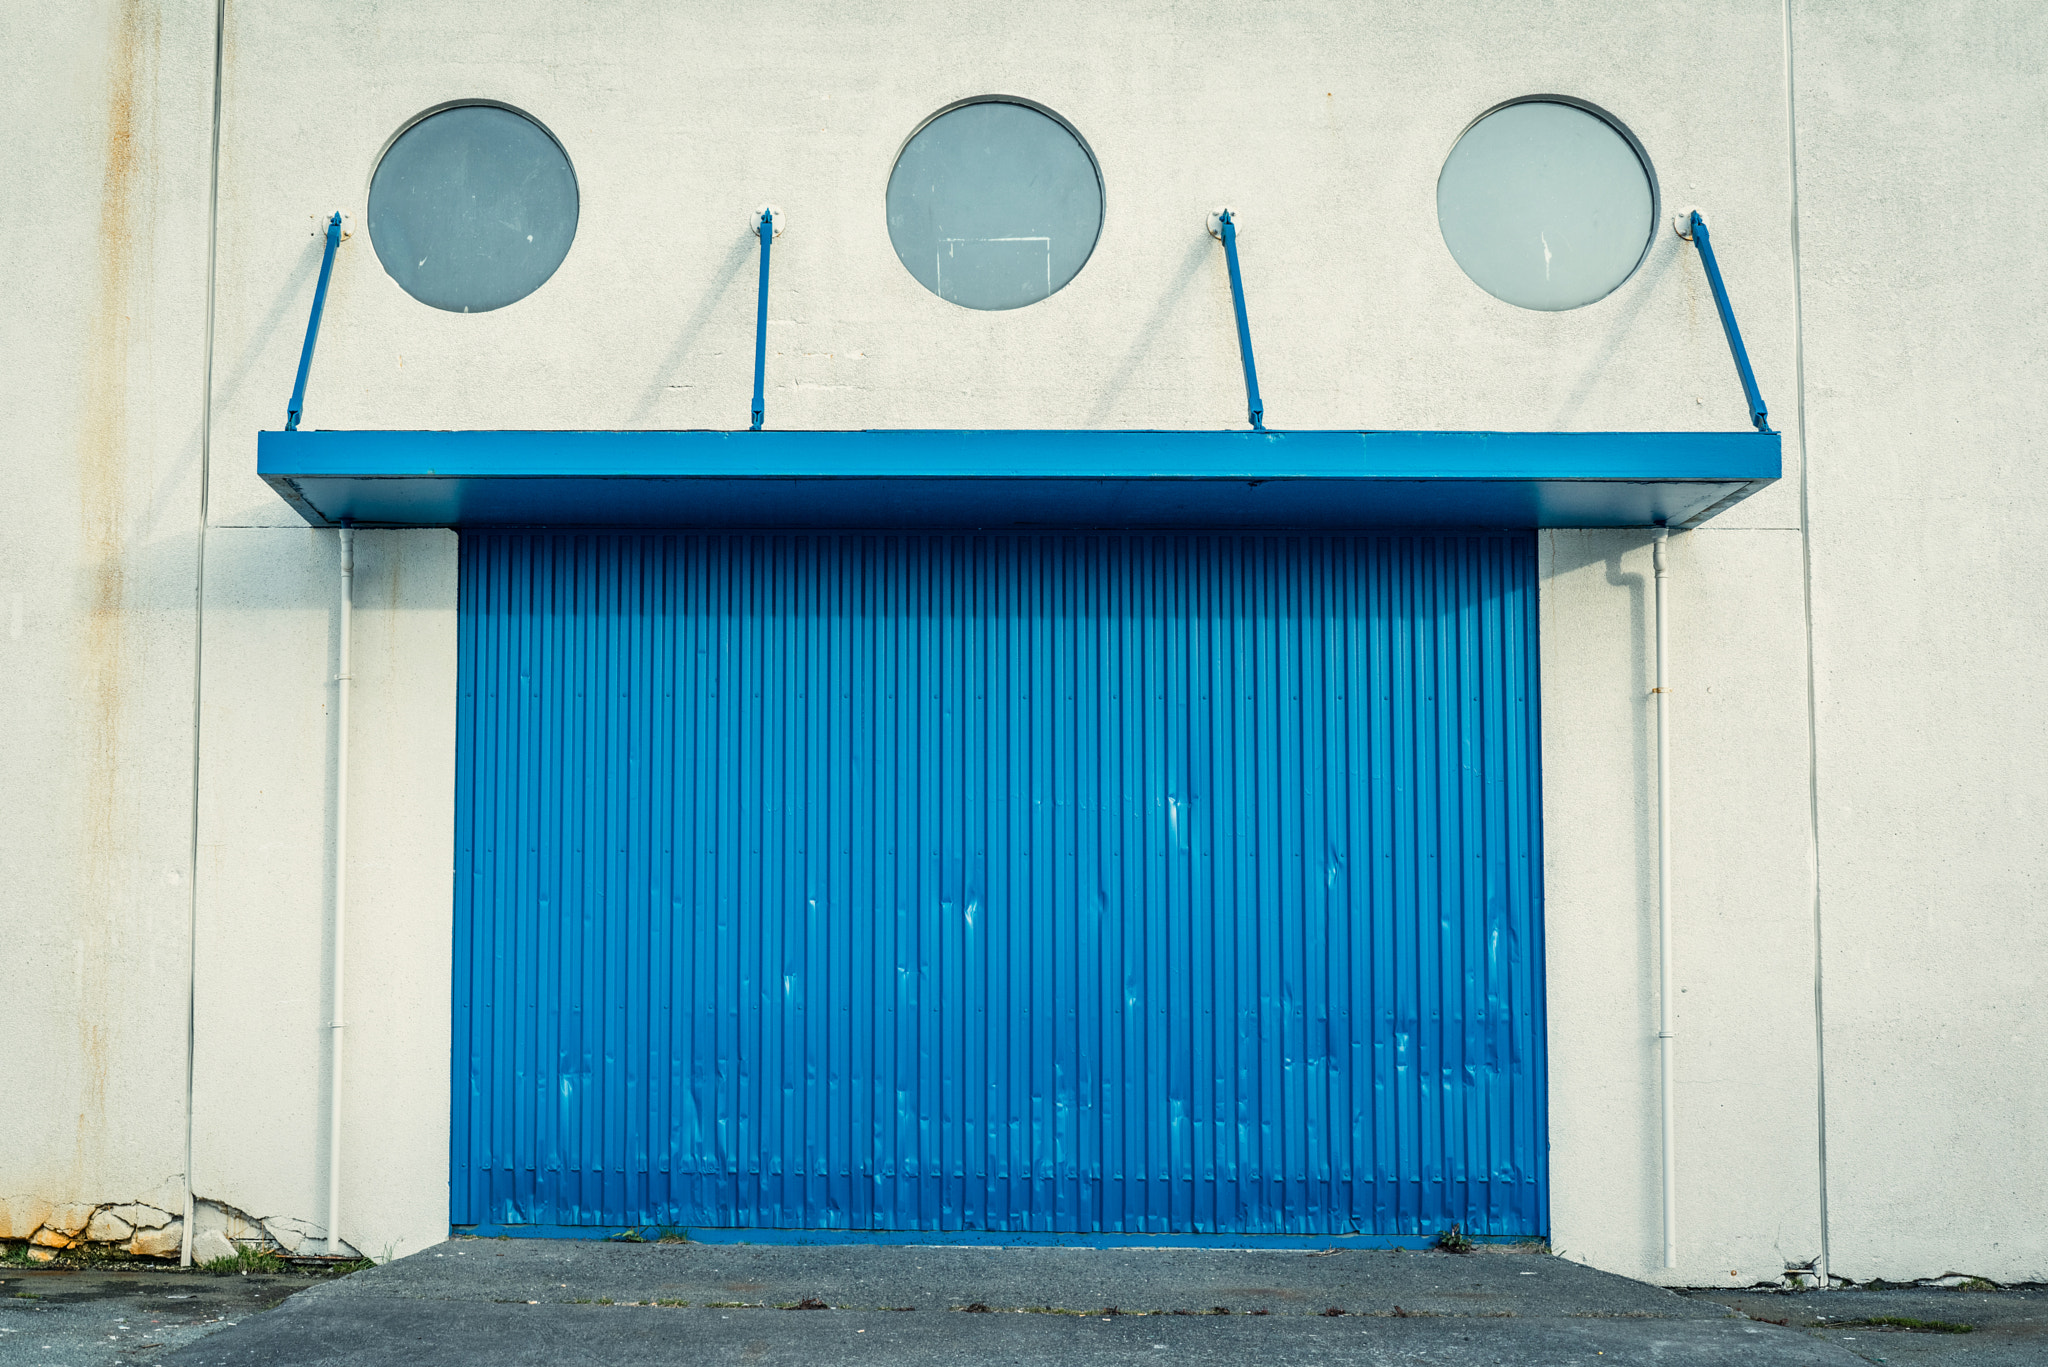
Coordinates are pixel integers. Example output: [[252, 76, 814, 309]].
[[258, 428, 1777, 530]]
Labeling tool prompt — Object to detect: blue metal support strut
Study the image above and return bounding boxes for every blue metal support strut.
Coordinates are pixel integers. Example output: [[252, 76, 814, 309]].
[[1686, 211, 1771, 434], [751, 209, 773, 431], [1216, 211, 1265, 432], [286, 213, 344, 432]]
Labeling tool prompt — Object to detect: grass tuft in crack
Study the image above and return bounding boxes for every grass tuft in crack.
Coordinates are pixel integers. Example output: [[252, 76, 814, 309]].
[[202, 1246, 290, 1275]]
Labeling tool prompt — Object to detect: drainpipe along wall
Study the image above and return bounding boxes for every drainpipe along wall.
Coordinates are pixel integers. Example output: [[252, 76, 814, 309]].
[[329, 527, 353, 1255], [1653, 525, 1677, 1269]]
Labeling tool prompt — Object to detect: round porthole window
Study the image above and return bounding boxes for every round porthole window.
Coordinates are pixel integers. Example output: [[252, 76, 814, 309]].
[[1436, 98, 1656, 311], [367, 103, 579, 313], [885, 98, 1104, 311]]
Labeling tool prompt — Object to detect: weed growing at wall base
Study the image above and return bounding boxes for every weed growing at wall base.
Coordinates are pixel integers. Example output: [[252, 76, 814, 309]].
[[202, 1246, 289, 1275]]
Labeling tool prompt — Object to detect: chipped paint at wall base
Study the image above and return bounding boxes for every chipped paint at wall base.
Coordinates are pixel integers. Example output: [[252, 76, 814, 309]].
[[0, 1193, 360, 1264]]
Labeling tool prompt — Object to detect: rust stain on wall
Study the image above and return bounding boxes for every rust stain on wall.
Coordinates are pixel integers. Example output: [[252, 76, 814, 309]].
[[73, 0, 155, 1180]]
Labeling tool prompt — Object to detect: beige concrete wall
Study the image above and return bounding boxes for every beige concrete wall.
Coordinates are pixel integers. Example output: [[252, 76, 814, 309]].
[[6, 0, 2042, 1282], [0, 0, 460, 1263], [189, 526, 455, 1260], [0, 0, 213, 1255], [1541, 527, 1821, 1287], [1794, 4, 2048, 1283]]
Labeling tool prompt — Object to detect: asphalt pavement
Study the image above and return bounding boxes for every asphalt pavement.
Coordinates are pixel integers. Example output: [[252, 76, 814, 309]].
[[1689, 1287, 2044, 1367], [3, 1241, 2037, 1367], [0, 1267, 319, 1367]]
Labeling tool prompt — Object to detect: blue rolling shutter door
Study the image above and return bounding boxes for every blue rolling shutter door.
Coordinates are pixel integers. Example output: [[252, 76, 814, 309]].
[[453, 530, 1546, 1238]]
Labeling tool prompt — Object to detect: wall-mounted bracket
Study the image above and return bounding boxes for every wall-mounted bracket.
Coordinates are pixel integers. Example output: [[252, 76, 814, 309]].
[[751, 205, 784, 431], [285, 212, 347, 432], [309, 211, 355, 242], [1677, 208, 1772, 434], [1208, 208, 1265, 432]]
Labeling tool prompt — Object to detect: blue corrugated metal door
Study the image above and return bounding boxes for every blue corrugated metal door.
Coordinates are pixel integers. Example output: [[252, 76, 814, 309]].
[[453, 531, 1546, 1238]]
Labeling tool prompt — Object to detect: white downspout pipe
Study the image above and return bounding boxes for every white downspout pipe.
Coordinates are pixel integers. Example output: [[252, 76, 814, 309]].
[[328, 527, 354, 1256], [1653, 525, 1676, 1270]]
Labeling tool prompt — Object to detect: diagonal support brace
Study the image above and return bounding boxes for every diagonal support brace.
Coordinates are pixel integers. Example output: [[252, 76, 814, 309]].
[[1210, 209, 1265, 432], [751, 205, 782, 432], [287, 213, 347, 432], [1683, 210, 1772, 434]]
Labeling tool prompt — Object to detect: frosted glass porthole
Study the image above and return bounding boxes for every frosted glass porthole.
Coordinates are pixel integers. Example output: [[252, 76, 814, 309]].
[[368, 103, 579, 313], [1436, 99, 1656, 311], [885, 99, 1105, 311]]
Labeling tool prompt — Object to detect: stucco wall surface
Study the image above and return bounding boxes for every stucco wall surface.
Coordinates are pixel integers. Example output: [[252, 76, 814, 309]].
[[189, 526, 455, 1261], [0, 0, 213, 1252], [1541, 527, 1819, 1287], [1793, 4, 2048, 1283]]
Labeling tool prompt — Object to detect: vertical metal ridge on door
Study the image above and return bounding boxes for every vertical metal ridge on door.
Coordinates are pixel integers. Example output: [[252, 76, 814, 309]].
[[454, 531, 1547, 1237]]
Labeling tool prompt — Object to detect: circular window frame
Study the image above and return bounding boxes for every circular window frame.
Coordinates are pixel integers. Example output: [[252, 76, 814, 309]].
[[885, 94, 1109, 310], [1436, 94, 1661, 310], [365, 98, 581, 312]]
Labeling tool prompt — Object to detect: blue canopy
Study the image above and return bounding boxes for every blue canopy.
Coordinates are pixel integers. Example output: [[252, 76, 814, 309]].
[[258, 427, 1777, 530]]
